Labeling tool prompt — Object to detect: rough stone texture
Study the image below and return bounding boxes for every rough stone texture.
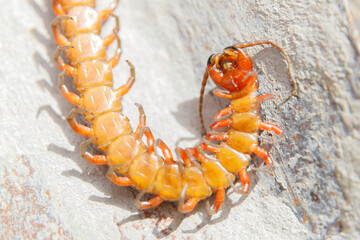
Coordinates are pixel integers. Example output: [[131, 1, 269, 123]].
[[0, 0, 359, 239]]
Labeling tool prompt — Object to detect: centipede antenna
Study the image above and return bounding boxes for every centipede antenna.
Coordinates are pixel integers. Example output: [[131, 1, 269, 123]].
[[233, 40, 299, 104], [199, 68, 209, 135]]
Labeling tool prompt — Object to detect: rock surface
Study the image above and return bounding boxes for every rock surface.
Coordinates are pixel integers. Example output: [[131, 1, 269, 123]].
[[0, 0, 359, 239]]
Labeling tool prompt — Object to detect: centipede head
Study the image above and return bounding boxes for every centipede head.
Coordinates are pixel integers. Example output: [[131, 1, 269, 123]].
[[207, 46, 256, 92]]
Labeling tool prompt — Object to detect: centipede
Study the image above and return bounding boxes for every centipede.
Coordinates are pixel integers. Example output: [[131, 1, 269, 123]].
[[51, 0, 297, 214]]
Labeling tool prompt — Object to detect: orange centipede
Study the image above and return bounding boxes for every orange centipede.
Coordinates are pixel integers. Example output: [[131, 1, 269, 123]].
[[126, 42, 297, 214], [51, 0, 297, 214]]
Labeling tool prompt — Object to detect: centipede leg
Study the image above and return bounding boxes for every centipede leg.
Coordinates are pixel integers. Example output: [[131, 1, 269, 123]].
[[197, 142, 218, 153], [155, 139, 174, 163], [212, 188, 225, 212], [210, 119, 232, 130], [252, 146, 273, 172], [137, 195, 164, 210], [106, 35, 121, 69], [115, 60, 135, 97], [51, 16, 70, 46], [134, 103, 146, 136], [98, 2, 118, 22], [214, 107, 233, 120], [139, 127, 155, 153], [52, 0, 65, 16], [206, 133, 229, 141], [258, 122, 283, 135], [58, 71, 81, 106], [238, 169, 250, 194], [178, 198, 199, 213], [80, 139, 107, 165], [66, 109, 94, 138], [54, 46, 76, 76], [106, 171, 131, 187], [102, 18, 120, 47]]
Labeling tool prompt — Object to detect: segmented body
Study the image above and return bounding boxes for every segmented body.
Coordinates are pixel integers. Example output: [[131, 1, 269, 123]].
[[51, 1, 293, 214], [51, 0, 163, 191]]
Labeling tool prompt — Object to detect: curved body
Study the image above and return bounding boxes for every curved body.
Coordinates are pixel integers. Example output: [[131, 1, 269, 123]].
[[51, 1, 289, 214]]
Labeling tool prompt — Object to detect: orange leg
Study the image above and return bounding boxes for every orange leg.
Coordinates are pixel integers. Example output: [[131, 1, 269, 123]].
[[52, 0, 65, 15], [252, 146, 273, 168], [139, 127, 155, 153], [214, 107, 233, 120], [102, 18, 119, 47], [137, 195, 164, 210], [115, 60, 135, 97], [178, 148, 192, 167], [210, 119, 232, 130], [256, 93, 274, 102], [98, 1, 119, 22], [51, 16, 70, 46], [258, 122, 283, 135], [134, 103, 146, 136], [58, 71, 81, 106], [54, 46, 76, 76], [178, 198, 199, 213], [212, 188, 225, 212], [206, 133, 228, 141], [238, 169, 250, 194], [107, 172, 131, 186], [80, 140, 107, 165], [213, 89, 233, 99], [66, 109, 93, 138], [197, 142, 218, 153], [155, 139, 174, 163], [106, 34, 121, 69]]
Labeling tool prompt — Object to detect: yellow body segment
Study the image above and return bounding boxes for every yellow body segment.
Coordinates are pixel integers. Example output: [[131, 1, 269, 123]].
[[202, 159, 233, 189], [82, 86, 121, 118], [227, 130, 258, 153], [61, 7, 101, 38], [107, 135, 146, 174], [58, 0, 95, 11], [231, 112, 260, 133], [216, 144, 251, 173], [92, 112, 131, 149], [74, 61, 113, 92], [230, 94, 258, 113], [65, 33, 106, 66], [155, 164, 182, 201], [129, 153, 164, 191], [183, 167, 212, 199]]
